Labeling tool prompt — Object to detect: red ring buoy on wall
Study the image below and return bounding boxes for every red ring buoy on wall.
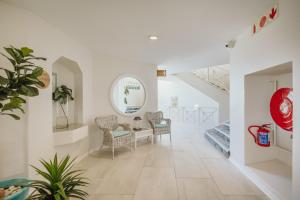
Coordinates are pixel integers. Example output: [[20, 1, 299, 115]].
[[270, 88, 293, 132]]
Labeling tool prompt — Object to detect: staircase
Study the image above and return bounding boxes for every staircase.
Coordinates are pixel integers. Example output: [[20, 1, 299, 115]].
[[174, 64, 230, 155], [205, 121, 230, 157], [175, 71, 229, 123]]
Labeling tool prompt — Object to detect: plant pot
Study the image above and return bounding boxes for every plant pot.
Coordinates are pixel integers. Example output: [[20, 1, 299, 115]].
[[55, 100, 69, 129], [0, 178, 29, 200]]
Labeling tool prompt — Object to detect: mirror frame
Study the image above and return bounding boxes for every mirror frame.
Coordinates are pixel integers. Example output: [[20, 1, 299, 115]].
[[110, 74, 147, 117]]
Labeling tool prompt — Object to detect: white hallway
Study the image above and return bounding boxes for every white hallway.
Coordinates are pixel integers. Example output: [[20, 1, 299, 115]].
[[79, 123, 269, 200], [0, 0, 299, 199]]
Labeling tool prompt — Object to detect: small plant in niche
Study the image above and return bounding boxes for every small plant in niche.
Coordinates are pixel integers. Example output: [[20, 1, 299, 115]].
[[52, 85, 74, 128], [0, 46, 47, 120], [124, 85, 129, 105], [28, 154, 89, 200]]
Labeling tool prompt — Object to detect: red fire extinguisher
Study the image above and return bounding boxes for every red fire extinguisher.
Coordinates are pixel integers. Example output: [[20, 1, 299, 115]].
[[248, 124, 271, 147]]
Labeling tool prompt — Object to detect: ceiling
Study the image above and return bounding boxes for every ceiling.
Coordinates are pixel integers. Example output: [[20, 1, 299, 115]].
[[5, 0, 275, 71]]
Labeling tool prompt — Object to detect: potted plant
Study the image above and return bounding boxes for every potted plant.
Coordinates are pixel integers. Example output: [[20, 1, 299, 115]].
[[28, 154, 88, 200], [0, 46, 48, 199], [0, 46, 48, 119], [52, 85, 74, 129]]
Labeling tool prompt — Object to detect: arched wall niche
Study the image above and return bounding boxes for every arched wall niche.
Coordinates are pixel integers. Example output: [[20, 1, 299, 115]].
[[52, 56, 83, 128]]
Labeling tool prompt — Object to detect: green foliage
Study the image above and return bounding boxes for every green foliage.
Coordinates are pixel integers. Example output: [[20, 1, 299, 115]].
[[28, 154, 89, 200], [0, 46, 46, 120], [52, 85, 74, 105], [124, 86, 129, 96], [123, 86, 129, 105]]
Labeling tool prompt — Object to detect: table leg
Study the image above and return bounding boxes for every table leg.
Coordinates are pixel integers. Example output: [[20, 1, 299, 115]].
[[130, 136, 132, 152], [151, 135, 154, 145]]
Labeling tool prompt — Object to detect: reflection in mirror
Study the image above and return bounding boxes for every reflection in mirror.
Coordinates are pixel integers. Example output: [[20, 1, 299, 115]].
[[112, 77, 146, 115]]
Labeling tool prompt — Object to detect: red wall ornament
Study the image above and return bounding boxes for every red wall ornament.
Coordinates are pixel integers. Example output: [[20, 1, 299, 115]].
[[270, 88, 293, 132], [252, 4, 279, 35], [253, 24, 256, 34], [269, 8, 277, 19], [260, 16, 267, 28]]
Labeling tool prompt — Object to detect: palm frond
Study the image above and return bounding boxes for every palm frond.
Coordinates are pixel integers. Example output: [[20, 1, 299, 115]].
[[28, 153, 89, 200]]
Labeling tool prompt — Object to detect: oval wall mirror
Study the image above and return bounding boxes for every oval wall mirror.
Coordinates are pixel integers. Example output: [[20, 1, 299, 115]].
[[111, 75, 146, 116]]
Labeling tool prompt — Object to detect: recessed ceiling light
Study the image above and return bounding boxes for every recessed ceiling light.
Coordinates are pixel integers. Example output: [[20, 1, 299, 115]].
[[149, 35, 159, 40]]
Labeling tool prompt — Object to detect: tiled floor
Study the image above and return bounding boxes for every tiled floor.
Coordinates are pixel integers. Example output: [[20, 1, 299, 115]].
[[77, 124, 269, 200], [248, 159, 292, 200]]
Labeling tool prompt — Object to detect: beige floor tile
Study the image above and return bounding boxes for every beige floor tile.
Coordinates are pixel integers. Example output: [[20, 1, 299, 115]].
[[88, 194, 133, 200], [85, 178, 103, 195], [248, 159, 291, 200], [76, 124, 268, 199], [144, 146, 173, 167], [170, 141, 196, 153], [203, 159, 261, 195], [134, 167, 178, 200], [172, 151, 211, 178], [90, 148, 119, 159], [97, 157, 145, 194], [177, 178, 224, 200], [176, 178, 186, 200], [118, 145, 151, 159], [223, 195, 270, 200], [77, 156, 116, 181], [194, 140, 224, 158]]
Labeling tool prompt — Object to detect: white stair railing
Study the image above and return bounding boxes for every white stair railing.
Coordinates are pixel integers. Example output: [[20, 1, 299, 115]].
[[164, 106, 218, 128], [194, 65, 230, 93]]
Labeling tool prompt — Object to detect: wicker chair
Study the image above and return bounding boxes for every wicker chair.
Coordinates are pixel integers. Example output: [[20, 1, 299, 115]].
[[145, 111, 171, 141], [95, 115, 132, 159]]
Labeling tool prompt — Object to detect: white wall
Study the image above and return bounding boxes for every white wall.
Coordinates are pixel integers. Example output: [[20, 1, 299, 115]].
[[230, 0, 300, 198], [158, 76, 218, 110], [158, 76, 218, 127], [176, 72, 229, 123], [0, 105, 27, 179], [0, 2, 93, 179], [89, 54, 157, 151]]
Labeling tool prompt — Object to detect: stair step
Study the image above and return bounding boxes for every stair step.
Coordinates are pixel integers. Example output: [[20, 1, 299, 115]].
[[205, 129, 230, 152], [214, 125, 230, 138]]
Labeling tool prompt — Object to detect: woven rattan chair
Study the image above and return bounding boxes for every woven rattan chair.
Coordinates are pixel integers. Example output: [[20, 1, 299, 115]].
[[95, 115, 132, 159], [145, 111, 171, 141]]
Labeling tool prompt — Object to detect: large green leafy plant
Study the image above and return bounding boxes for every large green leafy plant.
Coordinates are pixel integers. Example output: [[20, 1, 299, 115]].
[[52, 85, 74, 128], [0, 46, 46, 120], [28, 154, 88, 200]]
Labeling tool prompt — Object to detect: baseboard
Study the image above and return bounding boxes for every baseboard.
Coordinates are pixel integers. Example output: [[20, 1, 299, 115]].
[[75, 147, 98, 163], [229, 158, 282, 200], [88, 147, 100, 155], [75, 152, 89, 164]]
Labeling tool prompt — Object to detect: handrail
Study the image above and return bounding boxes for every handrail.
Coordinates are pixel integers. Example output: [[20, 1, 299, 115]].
[[194, 65, 230, 92]]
